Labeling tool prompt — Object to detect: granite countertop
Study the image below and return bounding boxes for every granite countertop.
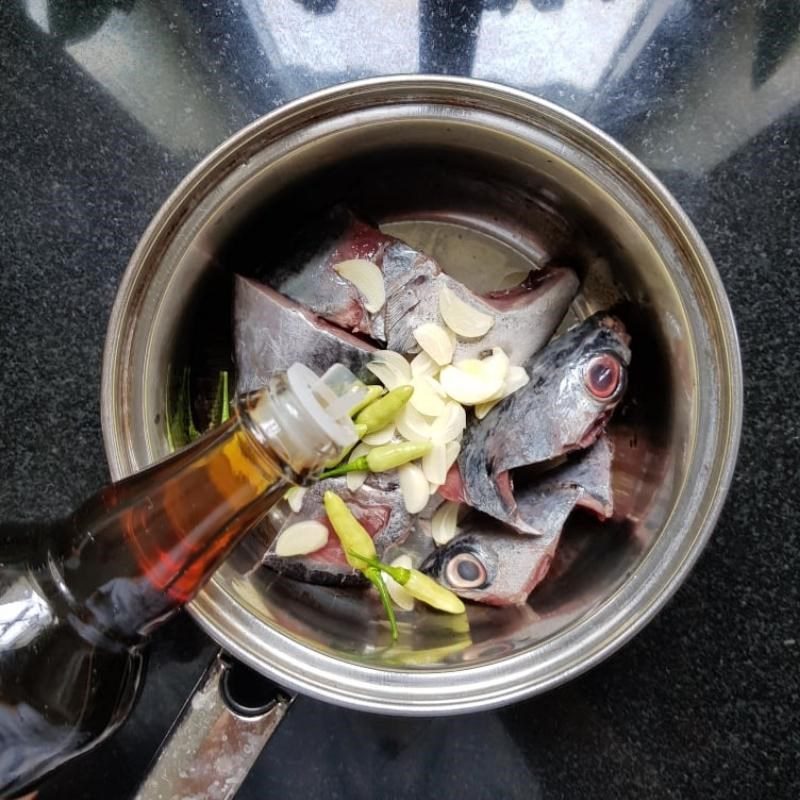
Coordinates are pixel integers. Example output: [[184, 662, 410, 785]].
[[1, 1, 798, 798]]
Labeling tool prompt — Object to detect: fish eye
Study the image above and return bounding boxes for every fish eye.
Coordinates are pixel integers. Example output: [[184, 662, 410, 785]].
[[584, 353, 622, 400], [444, 552, 487, 589]]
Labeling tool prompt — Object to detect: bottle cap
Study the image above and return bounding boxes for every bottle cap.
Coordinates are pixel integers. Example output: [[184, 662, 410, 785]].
[[286, 363, 366, 448]]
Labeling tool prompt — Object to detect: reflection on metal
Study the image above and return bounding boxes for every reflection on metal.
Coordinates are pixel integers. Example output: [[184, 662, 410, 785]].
[[473, 0, 645, 93], [0, 576, 53, 650], [634, 3, 800, 173], [134, 654, 292, 800], [241, 0, 420, 98], [24, 0, 49, 33], [26, 0, 232, 155]]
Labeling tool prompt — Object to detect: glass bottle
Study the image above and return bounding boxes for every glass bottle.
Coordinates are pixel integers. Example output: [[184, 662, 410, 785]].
[[0, 364, 364, 797]]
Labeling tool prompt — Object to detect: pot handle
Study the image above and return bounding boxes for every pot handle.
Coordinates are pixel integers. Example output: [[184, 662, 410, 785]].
[[134, 651, 294, 800]]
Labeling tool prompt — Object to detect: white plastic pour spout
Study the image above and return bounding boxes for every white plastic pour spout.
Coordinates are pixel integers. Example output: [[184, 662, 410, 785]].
[[248, 363, 368, 473], [286, 363, 367, 449]]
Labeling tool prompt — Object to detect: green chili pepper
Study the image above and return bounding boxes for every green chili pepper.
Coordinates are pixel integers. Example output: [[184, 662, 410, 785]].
[[322, 423, 368, 469], [365, 567, 398, 641], [349, 384, 385, 417], [168, 366, 200, 448], [209, 370, 231, 428], [324, 491, 399, 640], [349, 551, 466, 615], [319, 440, 431, 479], [354, 385, 413, 434], [323, 491, 376, 570]]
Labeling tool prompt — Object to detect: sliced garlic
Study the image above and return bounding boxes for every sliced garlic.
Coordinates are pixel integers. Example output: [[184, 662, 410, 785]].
[[366, 361, 400, 390], [385, 554, 415, 610], [503, 364, 530, 394], [421, 441, 448, 485], [444, 440, 461, 471], [378, 350, 412, 380], [410, 350, 439, 379], [409, 375, 447, 417], [333, 259, 385, 313], [346, 443, 370, 491], [483, 347, 511, 382], [413, 322, 455, 367], [440, 361, 504, 405], [439, 284, 494, 338], [395, 404, 433, 442], [274, 521, 329, 557], [366, 350, 411, 390], [398, 462, 429, 513], [432, 501, 461, 545], [475, 364, 530, 419], [361, 423, 396, 446], [474, 400, 499, 421], [439, 347, 510, 406], [430, 400, 467, 444], [284, 486, 307, 514]]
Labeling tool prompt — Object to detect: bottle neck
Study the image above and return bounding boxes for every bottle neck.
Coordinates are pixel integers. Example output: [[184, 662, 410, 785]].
[[57, 402, 294, 642]]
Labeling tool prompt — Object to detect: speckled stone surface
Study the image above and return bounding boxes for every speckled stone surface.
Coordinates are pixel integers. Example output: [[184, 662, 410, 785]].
[[1, 1, 798, 798]]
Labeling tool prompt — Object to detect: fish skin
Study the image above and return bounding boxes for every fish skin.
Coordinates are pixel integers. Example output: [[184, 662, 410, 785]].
[[453, 313, 630, 533], [233, 275, 375, 394], [268, 206, 579, 364], [422, 435, 614, 606], [270, 206, 395, 339], [384, 265, 580, 366], [262, 474, 413, 587]]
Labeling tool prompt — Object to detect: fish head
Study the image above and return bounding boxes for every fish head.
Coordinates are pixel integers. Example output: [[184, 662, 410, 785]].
[[421, 532, 501, 603], [421, 522, 560, 606], [505, 312, 630, 458], [458, 313, 629, 530]]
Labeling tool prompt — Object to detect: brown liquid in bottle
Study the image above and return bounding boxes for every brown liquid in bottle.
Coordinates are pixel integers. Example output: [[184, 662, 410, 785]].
[[0, 400, 298, 797]]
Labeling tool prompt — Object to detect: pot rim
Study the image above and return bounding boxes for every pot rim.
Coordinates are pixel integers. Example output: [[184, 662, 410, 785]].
[[101, 75, 742, 715]]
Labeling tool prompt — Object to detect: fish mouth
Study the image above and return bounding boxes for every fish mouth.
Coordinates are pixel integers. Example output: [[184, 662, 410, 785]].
[[481, 266, 566, 311], [577, 409, 613, 449], [496, 470, 516, 512]]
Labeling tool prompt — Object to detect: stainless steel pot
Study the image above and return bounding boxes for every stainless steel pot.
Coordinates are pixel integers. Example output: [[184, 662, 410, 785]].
[[102, 76, 741, 795]]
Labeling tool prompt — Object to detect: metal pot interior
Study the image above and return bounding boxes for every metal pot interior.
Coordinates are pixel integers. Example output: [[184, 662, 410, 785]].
[[102, 81, 740, 712]]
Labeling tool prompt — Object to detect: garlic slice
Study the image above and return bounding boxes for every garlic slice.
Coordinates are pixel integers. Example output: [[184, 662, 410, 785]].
[[333, 259, 386, 313], [444, 440, 461, 471], [431, 400, 467, 444], [274, 521, 329, 557], [284, 486, 307, 513], [503, 364, 530, 394], [422, 441, 448, 485], [378, 350, 412, 380], [432, 501, 461, 545], [439, 285, 494, 338], [385, 554, 415, 610], [483, 347, 511, 382], [398, 462, 429, 513], [410, 350, 439, 379], [366, 361, 400, 390], [475, 365, 530, 419], [395, 404, 433, 442], [361, 423, 396, 446], [366, 350, 411, 390], [409, 375, 447, 417], [413, 322, 455, 366], [439, 347, 510, 405], [346, 443, 370, 491]]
